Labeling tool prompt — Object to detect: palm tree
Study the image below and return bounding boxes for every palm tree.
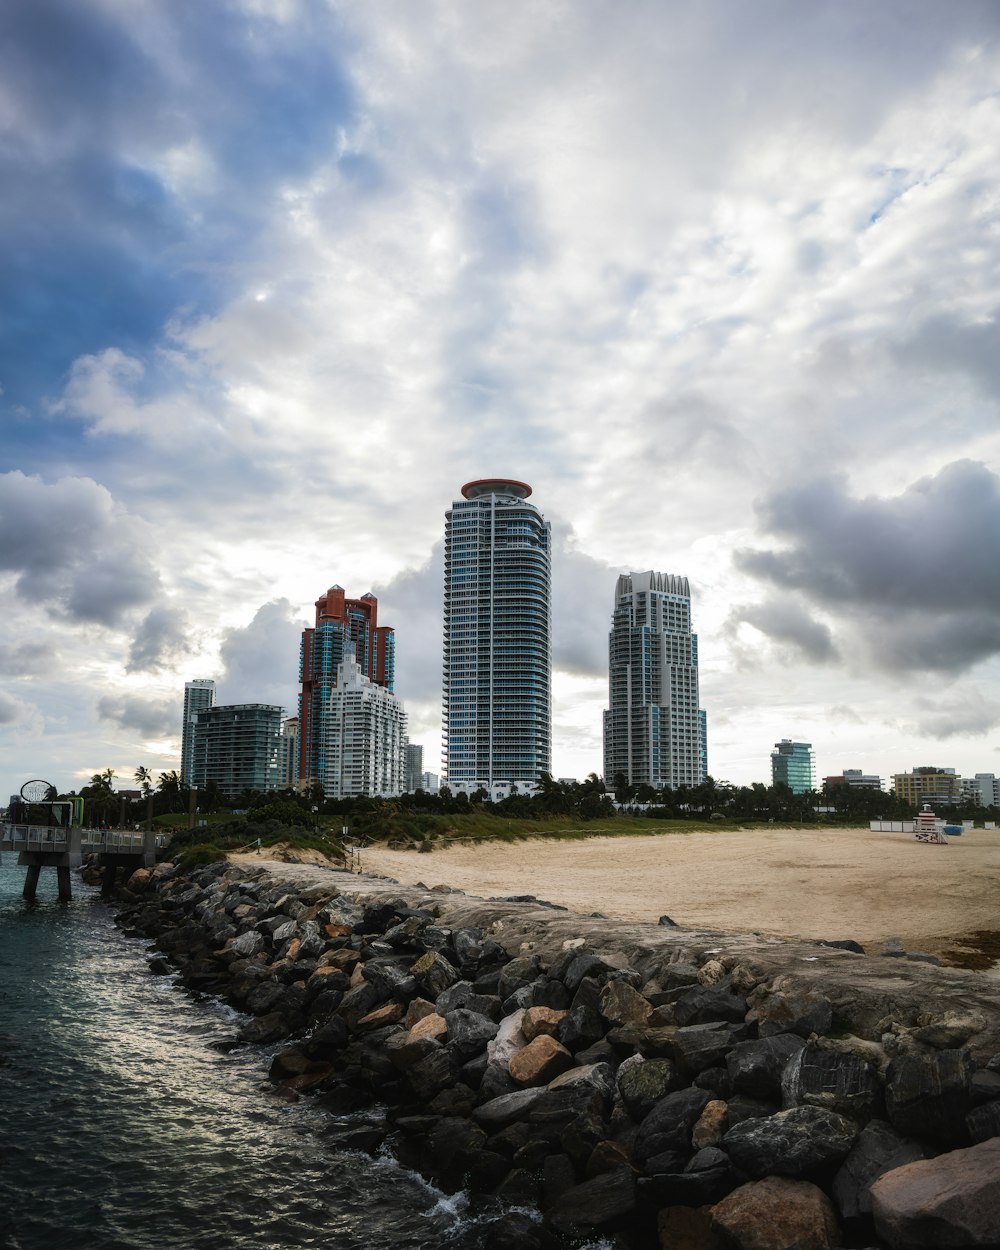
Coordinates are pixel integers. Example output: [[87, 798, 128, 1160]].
[[134, 766, 153, 800]]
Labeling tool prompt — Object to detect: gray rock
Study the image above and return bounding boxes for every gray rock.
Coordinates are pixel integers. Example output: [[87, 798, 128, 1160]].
[[545, 1168, 636, 1233], [410, 950, 459, 998], [405, 1047, 455, 1100], [231, 930, 264, 957], [970, 1069, 1000, 1105], [884, 1048, 973, 1146], [617, 1054, 684, 1118], [724, 1105, 859, 1178], [634, 1086, 712, 1166], [665, 1021, 753, 1073], [673, 985, 748, 1026], [966, 1099, 1000, 1144], [753, 987, 834, 1038], [871, 1137, 1000, 1249], [832, 1119, 927, 1222], [472, 1087, 547, 1129], [444, 1008, 500, 1061], [727, 1033, 806, 1099], [782, 1041, 881, 1120], [497, 955, 542, 1000]]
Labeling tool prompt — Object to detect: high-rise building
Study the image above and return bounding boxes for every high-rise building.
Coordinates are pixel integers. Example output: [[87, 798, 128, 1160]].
[[298, 586, 395, 786], [323, 648, 407, 799], [279, 716, 300, 788], [603, 571, 706, 791], [181, 679, 216, 784], [404, 743, 424, 792], [190, 703, 282, 796], [443, 478, 552, 790], [771, 740, 815, 794]]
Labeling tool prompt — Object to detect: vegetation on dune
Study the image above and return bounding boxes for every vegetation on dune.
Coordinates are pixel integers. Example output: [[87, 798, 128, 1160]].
[[41, 766, 999, 867]]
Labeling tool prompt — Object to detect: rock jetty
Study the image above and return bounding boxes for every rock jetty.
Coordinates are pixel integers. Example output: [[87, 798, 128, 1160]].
[[115, 859, 1000, 1250]]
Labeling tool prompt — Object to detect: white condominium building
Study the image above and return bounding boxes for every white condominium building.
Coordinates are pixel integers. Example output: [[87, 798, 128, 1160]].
[[603, 571, 706, 791], [443, 478, 552, 789], [323, 649, 407, 799]]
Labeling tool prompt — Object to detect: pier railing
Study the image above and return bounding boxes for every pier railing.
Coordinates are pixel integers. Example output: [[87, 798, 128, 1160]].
[[0, 824, 169, 853]]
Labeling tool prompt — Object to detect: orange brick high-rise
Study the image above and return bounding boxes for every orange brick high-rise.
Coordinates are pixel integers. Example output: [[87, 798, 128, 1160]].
[[298, 586, 395, 787]]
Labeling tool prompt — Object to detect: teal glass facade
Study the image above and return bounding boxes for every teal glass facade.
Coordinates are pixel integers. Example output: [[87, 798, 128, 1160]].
[[771, 739, 815, 794], [190, 703, 282, 797], [443, 480, 551, 786]]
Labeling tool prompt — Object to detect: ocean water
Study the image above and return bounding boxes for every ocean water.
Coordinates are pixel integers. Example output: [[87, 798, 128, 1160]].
[[0, 858, 522, 1250]]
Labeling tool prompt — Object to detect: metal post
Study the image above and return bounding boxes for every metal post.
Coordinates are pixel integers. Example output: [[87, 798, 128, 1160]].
[[57, 865, 72, 902], [23, 862, 40, 900]]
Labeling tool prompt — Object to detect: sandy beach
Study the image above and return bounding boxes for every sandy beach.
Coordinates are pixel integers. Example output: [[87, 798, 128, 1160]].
[[356, 825, 1000, 964]]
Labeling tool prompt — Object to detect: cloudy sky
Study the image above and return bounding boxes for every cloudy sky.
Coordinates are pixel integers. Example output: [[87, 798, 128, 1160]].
[[3, 0, 1000, 801]]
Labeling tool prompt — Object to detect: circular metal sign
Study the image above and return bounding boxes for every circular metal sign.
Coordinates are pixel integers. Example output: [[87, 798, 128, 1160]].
[[20, 779, 54, 803]]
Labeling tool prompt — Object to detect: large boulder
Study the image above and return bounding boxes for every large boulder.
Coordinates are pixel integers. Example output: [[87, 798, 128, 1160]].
[[871, 1137, 1000, 1249], [884, 1048, 973, 1146], [617, 1054, 685, 1119], [832, 1119, 927, 1223], [634, 1086, 712, 1168], [509, 1035, 574, 1087], [750, 986, 834, 1038], [544, 1168, 637, 1235], [781, 1040, 881, 1120], [666, 1021, 753, 1074], [710, 1175, 841, 1250], [723, 1106, 858, 1179], [673, 985, 748, 1026], [728, 1034, 805, 1100]]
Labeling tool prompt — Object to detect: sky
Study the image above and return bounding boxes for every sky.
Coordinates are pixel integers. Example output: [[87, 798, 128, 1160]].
[[3, 0, 1000, 802]]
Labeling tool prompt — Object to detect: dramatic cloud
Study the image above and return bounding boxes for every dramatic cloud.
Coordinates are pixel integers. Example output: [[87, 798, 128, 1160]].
[[0, 471, 160, 626], [97, 693, 177, 740], [736, 461, 1000, 674], [727, 599, 839, 664], [217, 599, 304, 709], [3, 2, 1000, 796], [127, 606, 194, 674]]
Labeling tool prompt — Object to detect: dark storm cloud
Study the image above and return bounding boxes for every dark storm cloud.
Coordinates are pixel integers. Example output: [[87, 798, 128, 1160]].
[[218, 599, 303, 709], [0, 471, 160, 625], [97, 693, 176, 739], [126, 606, 194, 673], [730, 598, 839, 663], [735, 460, 1000, 673], [0, 0, 356, 419]]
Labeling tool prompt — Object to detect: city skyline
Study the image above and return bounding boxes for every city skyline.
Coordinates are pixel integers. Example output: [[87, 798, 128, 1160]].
[[2, 3, 1000, 801]]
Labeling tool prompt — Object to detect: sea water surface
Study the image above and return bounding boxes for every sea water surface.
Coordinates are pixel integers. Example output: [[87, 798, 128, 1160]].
[[0, 858, 518, 1250]]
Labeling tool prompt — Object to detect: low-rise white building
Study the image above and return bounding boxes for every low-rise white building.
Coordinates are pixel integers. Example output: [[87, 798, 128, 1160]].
[[322, 649, 407, 799]]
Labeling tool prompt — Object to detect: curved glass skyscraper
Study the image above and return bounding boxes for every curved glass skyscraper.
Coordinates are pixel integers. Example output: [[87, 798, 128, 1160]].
[[443, 479, 551, 789]]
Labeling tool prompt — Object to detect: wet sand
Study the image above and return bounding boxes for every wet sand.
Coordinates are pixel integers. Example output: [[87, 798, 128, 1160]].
[[357, 825, 1000, 961]]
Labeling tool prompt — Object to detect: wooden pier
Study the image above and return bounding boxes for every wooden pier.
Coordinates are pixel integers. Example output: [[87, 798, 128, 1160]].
[[0, 823, 167, 900]]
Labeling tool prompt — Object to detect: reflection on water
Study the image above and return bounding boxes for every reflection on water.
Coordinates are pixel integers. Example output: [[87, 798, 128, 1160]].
[[0, 861, 508, 1250]]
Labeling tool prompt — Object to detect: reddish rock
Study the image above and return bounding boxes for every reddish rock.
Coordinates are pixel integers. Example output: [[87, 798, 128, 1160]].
[[349, 962, 365, 988], [309, 964, 346, 983], [285, 937, 301, 961], [710, 1176, 840, 1250], [692, 1099, 728, 1150], [126, 867, 152, 891], [509, 1034, 574, 1087], [405, 998, 437, 1028], [323, 922, 353, 938], [408, 1012, 448, 1042], [357, 1001, 405, 1029], [871, 1137, 1000, 1249], [657, 1206, 726, 1250], [522, 1006, 567, 1041]]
